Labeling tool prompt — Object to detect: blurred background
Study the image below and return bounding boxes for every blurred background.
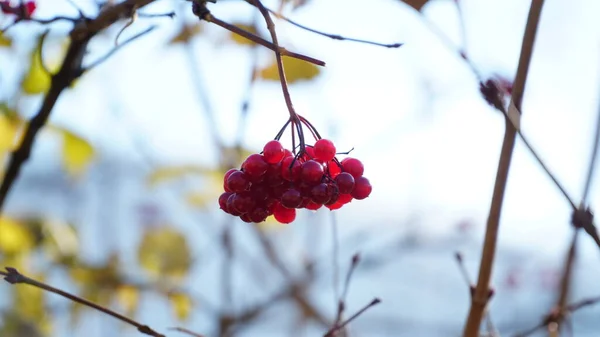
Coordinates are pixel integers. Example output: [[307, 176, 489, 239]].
[[1, 0, 600, 336]]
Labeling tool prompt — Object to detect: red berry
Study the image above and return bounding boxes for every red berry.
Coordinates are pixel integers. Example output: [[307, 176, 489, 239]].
[[240, 213, 253, 223], [249, 207, 269, 223], [250, 183, 270, 202], [223, 168, 238, 192], [265, 162, 284, 186], [273, 202, 296, 224], [283, 149, 293, 158], [242, 154, 269, 178], [218, 192, 233, 212], [341, 158, 364, 178], [301, 160, 324, 184], [281, 156, 302, 181], [281, 188, 302, 208], [325, 201, 344, 210], [24, 1, 36, 16], [232, 193, 256, 214], [335, 172, 355, 194], [327, 161, 342, 178], [338, 193, 353, 204], [324, 183, 340, 205], [310, 183, 330, 204], [352, 176, 372, 200], [305, 200, 322, 211], [226, 194, 243, 216], [226, 171, 250, 193], [314, 139, 336, 162], [263, 140, 285, 164]]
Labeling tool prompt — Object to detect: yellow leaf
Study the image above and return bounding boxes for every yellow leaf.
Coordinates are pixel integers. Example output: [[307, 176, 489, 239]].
[[21, 35, 51, 95], [169, 292, 193, 321], [59, 129, 95, 176], [0, 31, 12, 47], [229, 23, 258, 45], [0, 114, 19, 152], [169, 23, 203, 45], [116, 285, 139, 317], [147, 165, 213, 187], [137, 226, 192, 281], [260, 56, 320, 84], [0, 217, 35, 255]]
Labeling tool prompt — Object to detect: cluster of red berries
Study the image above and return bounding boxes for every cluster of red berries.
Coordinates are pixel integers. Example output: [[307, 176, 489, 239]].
[[218, 139, 372, 224], [0, 0, 36, 18]]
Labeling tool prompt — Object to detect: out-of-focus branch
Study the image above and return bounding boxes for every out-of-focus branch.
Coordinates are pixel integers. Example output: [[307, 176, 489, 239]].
[[0, 0, 160, 213], [462, 1, 545, 336], [0, 267, 165, 337]]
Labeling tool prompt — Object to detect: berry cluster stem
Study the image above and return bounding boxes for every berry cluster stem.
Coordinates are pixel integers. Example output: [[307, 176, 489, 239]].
[[250, 0, 308, 154]]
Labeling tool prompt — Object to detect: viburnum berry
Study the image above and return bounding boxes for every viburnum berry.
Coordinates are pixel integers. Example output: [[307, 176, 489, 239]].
[[301, 160, 324, 184], [327, 161, 342, 178], [335, 172, 355, 194], [273, 202, 296, 224], [218, 192, 233, 212], [226, 171, 250, 193], [310, 183, 330, 204], [341, 157, 364, 178], [314, 139, 336, 162], [242, 154, 269, 179], [263, 140, 285, 164], [352, 176, 372, 200], [281, 188, 302, 209], [281, 156, 302, 181]]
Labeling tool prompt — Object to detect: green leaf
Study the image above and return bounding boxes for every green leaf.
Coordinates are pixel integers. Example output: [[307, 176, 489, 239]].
[[229, 22, 258, 45], [137, 226, 192, 281], [21, 35, 51, 95], [260, 56, 320, 84]]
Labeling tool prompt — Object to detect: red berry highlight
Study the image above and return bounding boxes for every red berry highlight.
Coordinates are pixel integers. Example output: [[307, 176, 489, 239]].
[[314, 139, 336, 162]]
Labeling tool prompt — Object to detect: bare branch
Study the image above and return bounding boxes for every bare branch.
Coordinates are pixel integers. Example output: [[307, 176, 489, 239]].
[[1, 267, 165, 337]]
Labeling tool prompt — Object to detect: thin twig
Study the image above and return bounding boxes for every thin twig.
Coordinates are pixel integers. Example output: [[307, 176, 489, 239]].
[[462, 1, 545, 336], [195, 9, 324, 66], [323, 298, 381, 337], [256, 3, 402, 48], [87, 26, 156, 71], [581, 74, 600, 204], [333, 254, 360, 331], [1, 268, 165, 337], [169, 327, 206, 337]]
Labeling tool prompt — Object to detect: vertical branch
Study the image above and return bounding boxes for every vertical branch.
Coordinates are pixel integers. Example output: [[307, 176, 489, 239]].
[[462, 1, 545, 336]]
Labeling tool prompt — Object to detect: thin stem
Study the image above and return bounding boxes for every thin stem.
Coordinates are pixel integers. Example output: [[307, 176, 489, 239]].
[[1, 268, 164, 337], [202, 13, 325, 67], [462, 1, 545, 336], [581, 78, 600, 204], [324, 298, 381, 337], [258, 3, 402, 48]]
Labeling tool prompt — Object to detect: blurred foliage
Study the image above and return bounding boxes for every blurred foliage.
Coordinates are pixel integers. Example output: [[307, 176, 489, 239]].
[[229, 22, 258, 45], [169, 23, 203, 45], [260, 56, 320, 83], [168, 291, 193, 321], [137, 226, 192, 282], [57, 128, 95, 177], [0, 31, 12, 47], [21, 35, 51, 95]]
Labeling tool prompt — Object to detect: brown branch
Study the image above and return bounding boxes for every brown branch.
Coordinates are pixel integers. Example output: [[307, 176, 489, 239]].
[[462, 1, 545, 336], [1, 267, 165, 337], [170, 327, 206, 337], [323, 298, 381, 337], [197, 11, 324, 67], [0, 0, 160, 213]]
